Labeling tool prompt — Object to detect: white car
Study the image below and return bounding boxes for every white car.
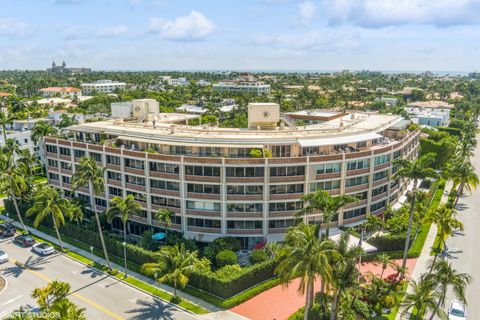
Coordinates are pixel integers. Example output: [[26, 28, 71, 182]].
[[449, 300, 467, 320], [0, 250, 8, 263], [32, 243, 55, 256]]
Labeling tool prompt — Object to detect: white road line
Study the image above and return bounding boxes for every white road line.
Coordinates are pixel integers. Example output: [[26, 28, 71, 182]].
[[0, 305, 21, 318], [2, 295, 23, 305]]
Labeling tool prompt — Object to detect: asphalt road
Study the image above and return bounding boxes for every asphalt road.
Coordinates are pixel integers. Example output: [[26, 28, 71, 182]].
[[444, 135, 480, 318], [0, 237, 198, 320]]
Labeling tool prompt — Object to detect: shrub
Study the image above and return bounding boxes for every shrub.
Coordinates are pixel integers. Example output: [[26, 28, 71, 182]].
[[382, 295, 396, 309], [204, 237, 241, 260], [249, 249, 268, 264], [215, 250, 237, 267], [214, 264, 242, 278]]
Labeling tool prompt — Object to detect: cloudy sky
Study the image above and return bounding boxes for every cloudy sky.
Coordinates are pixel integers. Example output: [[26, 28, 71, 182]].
[[1, 0, 480, 71]]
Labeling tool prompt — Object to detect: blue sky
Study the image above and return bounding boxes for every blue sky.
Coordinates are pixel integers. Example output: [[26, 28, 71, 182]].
[[1, 0, 480, 71]]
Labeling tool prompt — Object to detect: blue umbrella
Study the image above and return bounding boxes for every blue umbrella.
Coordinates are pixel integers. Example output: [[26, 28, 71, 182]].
[[151, 232, 166, 241]]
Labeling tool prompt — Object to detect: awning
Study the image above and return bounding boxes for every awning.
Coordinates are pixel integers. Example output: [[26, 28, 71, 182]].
[[297, 132, 383, 147], [329, 233, 377, 253], [116, 135, 265, 148]]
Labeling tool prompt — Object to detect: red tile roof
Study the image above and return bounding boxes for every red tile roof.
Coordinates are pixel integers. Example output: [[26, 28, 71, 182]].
[[0, 92, 11, 97], [39, 87, 81, 93]]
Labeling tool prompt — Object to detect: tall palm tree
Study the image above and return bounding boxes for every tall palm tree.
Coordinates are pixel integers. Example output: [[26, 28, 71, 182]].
[[0, 112, 12, 141], [298, 190, 357, 237], [375, 253, 396, 279], [400, 276, 445, 320], [393, 152, 440, 269], [26, 186, 74, 252], [426, 204, 463, 267], [425, 260, 471, 320], [275, 223, 337, 320], [72, 157, 112, 271], [32, 280, 71, 310], [450, 161, 479, 205], [141, 243, 208, 299], [0, 151, 28, 232], [17, 148, 40, 177], [156, 208, 173, 238], [31, 120, 57, 145]]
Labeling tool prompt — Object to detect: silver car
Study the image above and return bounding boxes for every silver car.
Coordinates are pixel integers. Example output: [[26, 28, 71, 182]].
[[32, 243, 55, 256]]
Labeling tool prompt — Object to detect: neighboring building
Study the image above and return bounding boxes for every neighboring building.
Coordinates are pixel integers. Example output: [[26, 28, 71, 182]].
[[0, 130, 38, 158], [47, 61, 91, 74], [48, 109, 85, 124], [197, 80, 211, 86], [378, 97, 399, 106], [44, 103, 419, 249], [39, 87, 81, 99], [111, 99, 160, 119], [212, 80, 271, 95], [159, 76, 189, 87], [12, 118, 54, 131], [176, 105, 208, 115], [468, 72, 480, 79], [81, 80, 126, 95], [406, 100, 453, 127]]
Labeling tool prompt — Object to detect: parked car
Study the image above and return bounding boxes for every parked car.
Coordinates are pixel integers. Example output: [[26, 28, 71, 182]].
[[0, 250, 8, 264], [14, 234, 35, 247], [448, 300, 467, 320], [0, 223, 16, 237], [32, 243, 55, 256]]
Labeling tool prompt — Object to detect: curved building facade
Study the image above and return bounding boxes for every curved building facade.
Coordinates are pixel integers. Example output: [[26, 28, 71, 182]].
[[44, 106, 419, 248]]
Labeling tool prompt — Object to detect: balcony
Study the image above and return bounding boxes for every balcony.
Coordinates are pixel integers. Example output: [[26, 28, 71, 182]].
[[125, 167, 145, 175], [225, 176, 264, 183], [150, 188, 180, 197], [327, 189, 340, 196], [107, 179, 122, 187], [62, 183, 72, 190], [371, 208, 385, 216], [373, 177, 389, 187], [77, 186, 90, 194], [227, 229, 263, 235], [150, 204, 181, 214], [269, 210, 298, 218], [187, 192, 221, 200], [149, 171, 179, 180], [345, 183, 369, 193], [342, 215, 366, 225], [46, 152, 58, 159], [371, 192, 388, 202], [59, 154, 71, 161], [268, 227, 288, 234], [185, 175, 221, 183], [47, 166, 59, 173], [374, 163, 390, 171], [346, 168, 370, 177], [226, 212, 263, 218], [269, 175, 305, 183], [185, 209, 221, 217], [227, 194, 263, 201], [315, 172, 341, 180], [106, 163, 121, 171], [269, 193, 303, 201], [151, 219, 181, 230], [61, 168, 73, 175], [344, 199, 367, 208], [125, 183, 146, 192], [187, 226, 221, 234], [49, 180, 60, 187]]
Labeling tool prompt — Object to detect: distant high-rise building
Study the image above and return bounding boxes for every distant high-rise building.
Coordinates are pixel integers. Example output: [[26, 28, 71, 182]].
[[468, 72, 480, 79], [47, 61, 91, 74]]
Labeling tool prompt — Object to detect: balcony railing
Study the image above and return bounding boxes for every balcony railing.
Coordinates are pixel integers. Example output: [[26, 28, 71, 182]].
[[226, 212, 263, 218], [47, 166, 59, 172], [373, 177, 389, 187], [345, 183, 369, 193], [346, 168, 370, 176], [150, 205, 181, 213], [226, 194, 263, 201], [107, 179, 122, 187], [225, 176, 264, 183], [149, 171, 179, 180], [227, 229, 263, 235], [187, 192, 221, 200], [269, 193, 304, 201], [268, 227, 288, 234], [125, 167, 145, 175], [185, 209, 221, 217], [150, 188, 180, 197], [269, 175, 305, 183], [185, 175, 221, 183], [186, 226, 221, 234], [125, 183, 146, 192]]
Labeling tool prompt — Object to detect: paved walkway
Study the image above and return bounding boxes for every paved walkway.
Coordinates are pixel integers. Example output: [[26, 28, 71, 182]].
[[0, 214, 248, 320], [231, 259, 417, 320]]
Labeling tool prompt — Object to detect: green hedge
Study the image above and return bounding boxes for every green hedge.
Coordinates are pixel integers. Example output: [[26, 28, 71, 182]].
[[188, 259, 277, 299], [215, 250, 237, 267]]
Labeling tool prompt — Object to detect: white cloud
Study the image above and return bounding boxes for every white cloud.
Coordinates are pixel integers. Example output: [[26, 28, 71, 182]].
[[0, 17, 31, 38], [322, 0, 480, 27], [292, 0, 317, 26], [97, 25, 129, 38], [148, 11, 215, 41]]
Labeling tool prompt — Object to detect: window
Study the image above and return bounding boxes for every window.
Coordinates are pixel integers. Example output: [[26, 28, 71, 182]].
[[271, 145, 291, 157], [316, 163, 341, 174], [74, 149, 85, 158], [347, 159, 370, 171], [61, 176, 70, 184], [149, 162, 180, 174], [269, 201, 303, 212], [126, 191, 146, 202], [199, 147, 222, 157], [108, 186, 123, 197], [185, 165, 220, 176], [372, 185, 388, 196], [106, 155, 121, 165], [59, 147, 71, 156], [393, 150, 401, 159], [343, 207, 367, 220], [47, 159, 58, 167], [374, 154, 390, 165], [89, 152, 102, 162], [229, 148, 253, 158], [125, 175, 145, 186], [270, 166, 305, 177], [151, 179, 179, 191], [95, 198, 107, 207], [169, 145, 192, 155], [269, 219, 295, 229], [352, 191, 368, 200], [186, 201, 221, 212], [46, 145, 57, 153], [48, 173, 59, 180], [187, 218, 221, 228], [125, 158, 144, 169], [60, 162, 72, 170], [310, 180, 340, 191], [227, 220, 262, 230], [270, 184, 304, 194], [373, 170, 388, 181], [107, 171, 122, 181], [187, 183, 220, 194], [226, 167, 264, 177], [345, 175, 369, 187], [227, 203, 263, 212], [370, 200, 386, 212], [227, 185, 263, 195], [151, 196, 181, 207]]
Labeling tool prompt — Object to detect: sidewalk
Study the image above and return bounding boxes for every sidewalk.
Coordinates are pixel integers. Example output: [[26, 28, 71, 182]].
[[0, 214, 247, 320], [395, 180, 453, 319]]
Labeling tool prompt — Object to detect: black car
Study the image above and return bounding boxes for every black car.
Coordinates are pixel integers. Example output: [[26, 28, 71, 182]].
[[14, 234, 35, 247], [0, 223, 16, 237]]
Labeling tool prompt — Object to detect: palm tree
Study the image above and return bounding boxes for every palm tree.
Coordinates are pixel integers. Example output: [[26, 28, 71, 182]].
[[72, 157, 112, 271], [393, 152, 440, 269], [298, 190, 357, 237], [141, 243, 208, 299], [0, 151, 28, 232], [156, 208, 173, 238], [17, 148, 40, 177], [450, 161, 479, 205], [0, 112, 12, 141], [400, 276, 445, 320], [329, 232, 363, 320], [425, 260, 471, 320], [275, 223, 337, 320], [31, 120, 57, 145], [26, 186, 74, 252], [48, 299, 87, 320], [32, 280, 71, 310], [426, 204, 463, 267], [375, 253, 396, 279]]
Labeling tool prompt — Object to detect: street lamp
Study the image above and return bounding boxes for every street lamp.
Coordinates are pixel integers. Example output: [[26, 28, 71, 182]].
[[154, 272, 158, 283], [89, 246, 94, 265], [122, 241, 128, 278]]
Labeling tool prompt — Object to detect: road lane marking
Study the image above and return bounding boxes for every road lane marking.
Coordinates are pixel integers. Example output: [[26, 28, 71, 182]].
[[2, 295, 23, 305], [14, 260, 126, 320]]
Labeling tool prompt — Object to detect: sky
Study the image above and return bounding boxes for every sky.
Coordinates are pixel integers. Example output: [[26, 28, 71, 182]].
[[1, 0, 480, 72]]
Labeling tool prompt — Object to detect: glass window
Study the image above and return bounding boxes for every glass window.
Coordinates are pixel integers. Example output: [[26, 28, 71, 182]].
[[343, 207, 367, 219], [310, 180, 340, 191], [347, 159, 370, 171], [373, 170, 388, 181], [47, 159, 58, 167], [316, 163, 341, 174], [107, 171, 122, 181], [345, 175, 369, 187], [374, 154, 390, 165], [106, 155, 121, 165], [125, 175, 145, 186], [125, 158, 144, 169], [74, 149, 85, 158], [186, 201, 221, 211], [270, 166, 305, 177]]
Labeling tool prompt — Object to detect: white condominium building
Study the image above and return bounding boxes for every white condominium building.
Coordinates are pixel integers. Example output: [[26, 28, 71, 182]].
[[212, 81, 271, 95], [81, 80, 126, 95], [43, 103, 419, 249]]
